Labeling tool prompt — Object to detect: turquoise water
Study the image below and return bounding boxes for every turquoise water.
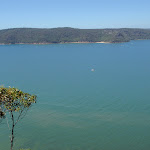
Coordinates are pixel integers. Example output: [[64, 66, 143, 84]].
[[0, 41, 150, 150]]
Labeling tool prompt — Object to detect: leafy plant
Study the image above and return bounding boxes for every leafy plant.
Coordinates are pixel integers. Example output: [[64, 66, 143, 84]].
[[0, 86, 37, 150]]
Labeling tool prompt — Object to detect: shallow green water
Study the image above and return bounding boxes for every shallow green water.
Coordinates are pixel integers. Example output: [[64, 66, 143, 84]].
[[0, 41, 150, 150]]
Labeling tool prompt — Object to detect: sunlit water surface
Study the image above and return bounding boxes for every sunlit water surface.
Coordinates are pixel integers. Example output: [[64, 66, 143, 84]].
[[0, 41, 150, 150]]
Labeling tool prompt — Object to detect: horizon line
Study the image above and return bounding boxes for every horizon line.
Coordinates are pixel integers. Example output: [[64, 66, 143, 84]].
[[0, 27, 150, 30]]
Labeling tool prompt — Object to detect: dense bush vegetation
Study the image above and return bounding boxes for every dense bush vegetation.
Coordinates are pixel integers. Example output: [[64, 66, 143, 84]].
[[0, 27, 150, 44]]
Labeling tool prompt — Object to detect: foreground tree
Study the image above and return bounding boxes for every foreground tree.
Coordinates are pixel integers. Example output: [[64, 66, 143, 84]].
[[0, 86, 37, 150]]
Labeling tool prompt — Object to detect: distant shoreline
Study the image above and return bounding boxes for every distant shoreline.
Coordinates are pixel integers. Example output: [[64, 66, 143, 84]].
[[0, 40, 150, 45], [1, 28, 150, 45], [64, 41, 111, 44], [0, 41, 113, 45]]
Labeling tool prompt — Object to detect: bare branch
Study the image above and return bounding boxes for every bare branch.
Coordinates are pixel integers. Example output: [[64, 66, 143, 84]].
[[14, 108, 25, 126], [6, 116, 11, 132]]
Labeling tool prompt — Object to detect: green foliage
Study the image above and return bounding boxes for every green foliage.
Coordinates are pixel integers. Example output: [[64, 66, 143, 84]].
[[0, 86, 36, 115], [0, 27, 150, 44], [0, 86, 37, 150]]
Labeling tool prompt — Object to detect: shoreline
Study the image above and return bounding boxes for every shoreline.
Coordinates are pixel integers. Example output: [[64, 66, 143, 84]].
[[66, 41, 111, 44], [1, 39, 149, 45], [0, 41, 112, 45]]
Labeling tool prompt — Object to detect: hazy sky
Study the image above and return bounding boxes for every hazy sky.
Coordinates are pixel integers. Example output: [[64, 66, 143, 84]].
[[1, 0, 150, 29]]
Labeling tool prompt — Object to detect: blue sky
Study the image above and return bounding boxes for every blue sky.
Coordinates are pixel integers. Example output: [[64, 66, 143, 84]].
[[0, 0, 150, 29]]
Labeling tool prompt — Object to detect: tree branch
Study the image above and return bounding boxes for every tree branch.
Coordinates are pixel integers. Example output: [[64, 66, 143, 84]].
[[14, 108, 25, 126], [6, 116, 11, 132]]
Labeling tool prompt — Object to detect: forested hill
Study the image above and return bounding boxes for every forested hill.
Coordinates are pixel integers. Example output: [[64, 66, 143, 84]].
[[0, 27, 150, 44]]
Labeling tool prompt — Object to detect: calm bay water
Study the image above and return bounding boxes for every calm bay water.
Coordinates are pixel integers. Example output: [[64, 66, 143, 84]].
[[0, 40, 150, 150]]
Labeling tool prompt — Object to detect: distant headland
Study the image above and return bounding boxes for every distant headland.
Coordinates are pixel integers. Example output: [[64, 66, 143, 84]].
[[0, 27, 150, 45]]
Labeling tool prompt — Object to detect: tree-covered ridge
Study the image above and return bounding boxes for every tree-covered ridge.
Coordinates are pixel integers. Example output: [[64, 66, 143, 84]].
[[0, 27, 150, 44]]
